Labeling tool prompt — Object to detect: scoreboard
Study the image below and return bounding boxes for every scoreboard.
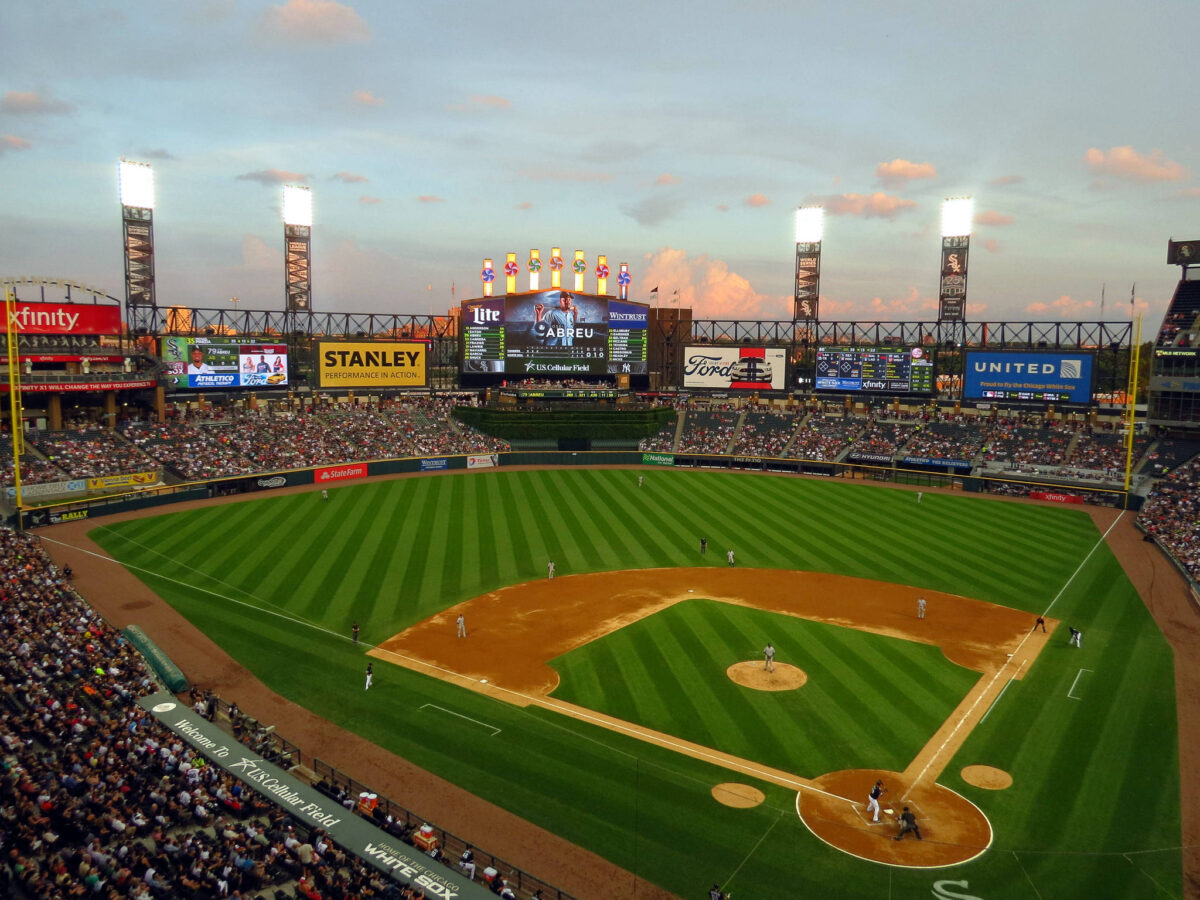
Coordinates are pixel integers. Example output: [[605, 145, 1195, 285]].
[[461, 292, 648, 376], [815, 346, 934, 394]]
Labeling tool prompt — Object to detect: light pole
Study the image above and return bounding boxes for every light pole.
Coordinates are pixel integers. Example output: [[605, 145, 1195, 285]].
[[228, 297, 240, 333]]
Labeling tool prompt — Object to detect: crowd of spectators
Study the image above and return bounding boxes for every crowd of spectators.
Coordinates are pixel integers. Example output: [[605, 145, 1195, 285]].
[[638, 417, 678, 452], [120, 422, 258, 481], [677, 411, 741, 454], [731, 412, 798, 457], [0, 439, 66, 487], [0, 527, 534, 899], [1066, 432, 1151, 477], [903, 422, 988, 462], [1139, 455, 1200, 577], [786, 414, 863, 461], [980, 421, 1074, 468], [845, 421, 917, 459], [25, 429, 160, 480]]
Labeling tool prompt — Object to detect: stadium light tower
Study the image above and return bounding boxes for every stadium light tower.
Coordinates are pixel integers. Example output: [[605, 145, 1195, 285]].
[[793, 206, 823, 322], [282, 184, 312, 312], [119, 159, 156, 331], [938, 197, 973, 322]]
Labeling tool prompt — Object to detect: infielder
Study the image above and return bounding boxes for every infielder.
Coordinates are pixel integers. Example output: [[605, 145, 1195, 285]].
[[917, 596, 926, 619], [456, 614, 466, 638], [727, 549, 735, 567], [866, 779, 886, 823], [763, 642, 775, 672], [547, 560, 556, 579]]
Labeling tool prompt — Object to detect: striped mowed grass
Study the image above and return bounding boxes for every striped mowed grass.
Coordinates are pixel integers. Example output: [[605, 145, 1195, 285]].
[[92, 468, 1181, 899]]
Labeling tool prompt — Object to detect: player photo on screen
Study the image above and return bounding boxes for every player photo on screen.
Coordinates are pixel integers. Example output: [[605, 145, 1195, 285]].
[[504, 290, 608, 374]]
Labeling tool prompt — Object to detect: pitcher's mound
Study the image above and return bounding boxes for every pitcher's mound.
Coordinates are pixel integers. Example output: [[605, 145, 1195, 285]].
[[712, 783, 766, 808], [727, 661, 807, 691], [961, 765, 1012, 790]]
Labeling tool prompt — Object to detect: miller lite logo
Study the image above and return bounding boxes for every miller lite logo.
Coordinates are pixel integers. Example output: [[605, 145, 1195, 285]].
[[471, 306, 500, 324]]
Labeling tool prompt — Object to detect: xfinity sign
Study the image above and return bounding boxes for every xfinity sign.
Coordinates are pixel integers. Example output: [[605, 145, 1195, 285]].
[[963, 351, 1093, 404]]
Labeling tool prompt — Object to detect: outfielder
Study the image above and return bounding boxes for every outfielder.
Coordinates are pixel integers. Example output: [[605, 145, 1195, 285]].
[[1069, 626, 1082, 647], [867, 779, 886, 823], [364, 663, 374, 691]]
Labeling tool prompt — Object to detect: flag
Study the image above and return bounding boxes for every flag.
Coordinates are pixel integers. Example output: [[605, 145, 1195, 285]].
[[650, 286, 658, 294], [672, 289, 679, 304]]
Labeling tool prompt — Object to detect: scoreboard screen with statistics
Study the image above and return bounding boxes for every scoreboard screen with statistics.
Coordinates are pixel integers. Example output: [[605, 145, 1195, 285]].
[[814, 346, 934, 395]]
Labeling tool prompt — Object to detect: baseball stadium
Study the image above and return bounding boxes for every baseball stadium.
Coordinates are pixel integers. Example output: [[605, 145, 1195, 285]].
[[3, 182, 1200, 900]]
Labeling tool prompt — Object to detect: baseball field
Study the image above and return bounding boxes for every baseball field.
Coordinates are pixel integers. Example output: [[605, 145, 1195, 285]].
[[81, 468, 1181, 899]]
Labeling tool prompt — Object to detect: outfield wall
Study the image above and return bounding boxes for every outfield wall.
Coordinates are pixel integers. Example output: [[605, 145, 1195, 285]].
[[15, 448, 1138, 531]]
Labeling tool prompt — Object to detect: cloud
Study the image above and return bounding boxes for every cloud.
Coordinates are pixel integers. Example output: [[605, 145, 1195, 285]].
[[515, 201, 533, 210], [0, 90, 74, 115], [875, 158, 936, 187], [640, 247, 789, 319], [350, 89, 384, 107], [823, 192, 917, 219], [236, 168, 307, 185], [0, 135, 32, 154], [1084, 146, 1188, 182], [654, 173, 681, 186], [417, 195, 444, 203], [257, 0, 369, 43], [141, 148, 175, 160], [983, 239, 1001, 253], [624, 194, 685, 226], [988, 174, 1024, 187], [867, 286, 938, 318], [521, 169, 612, 183], [744, 194, 770, 208], [716, 203, 729, 212], [1024, 295, 1096, 318], [975, 210, 1013, 227], [446, 94, 511, 112], [332, 171, 368, 183], [358, 195, 381, 205], [1175, 187, 1200, 199]]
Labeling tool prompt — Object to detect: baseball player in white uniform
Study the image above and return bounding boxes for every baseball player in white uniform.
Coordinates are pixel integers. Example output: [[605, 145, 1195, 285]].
[[867, 779, 886, 823], [917, 597, 926, 619], [456, 614, 466, 638]]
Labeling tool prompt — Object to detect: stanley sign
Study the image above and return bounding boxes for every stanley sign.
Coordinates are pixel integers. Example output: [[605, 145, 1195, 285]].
[[318, 342, 427, 388]]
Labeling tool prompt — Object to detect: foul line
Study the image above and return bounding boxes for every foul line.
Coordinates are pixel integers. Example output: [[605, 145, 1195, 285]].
[[978, 660, 1025, 726], [35, 533, 348, 643], [1067, 669, 1093, 701], [903, 511, 1125, 799], [419, 704, 500, 736]]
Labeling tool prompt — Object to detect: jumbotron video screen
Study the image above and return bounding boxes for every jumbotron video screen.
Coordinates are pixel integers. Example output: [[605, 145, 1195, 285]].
[[461, 290, 648, 376]]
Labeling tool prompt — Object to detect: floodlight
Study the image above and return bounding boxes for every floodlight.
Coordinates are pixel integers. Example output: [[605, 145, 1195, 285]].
[[282, 185, 313, 227], [794, 206, 824, 243], [119, 160, 155, 209], [941, 197, 974, 238]]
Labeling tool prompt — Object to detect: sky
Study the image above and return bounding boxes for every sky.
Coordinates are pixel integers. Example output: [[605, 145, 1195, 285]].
[[1, 0, 1197, 326]]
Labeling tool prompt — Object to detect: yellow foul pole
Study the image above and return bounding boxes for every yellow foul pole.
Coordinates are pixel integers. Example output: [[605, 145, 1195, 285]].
[[1122, 314, 1142, 497], [4, 286, 24, 521]]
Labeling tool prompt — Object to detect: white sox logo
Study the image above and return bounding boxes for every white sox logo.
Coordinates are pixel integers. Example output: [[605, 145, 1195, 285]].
[[932, 880, 983, 900]]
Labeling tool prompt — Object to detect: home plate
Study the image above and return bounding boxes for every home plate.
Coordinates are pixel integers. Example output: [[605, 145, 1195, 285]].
[[884, 808, 894, 815]]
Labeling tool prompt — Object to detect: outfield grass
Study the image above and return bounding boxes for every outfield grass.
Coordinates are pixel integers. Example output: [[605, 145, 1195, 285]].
[[91, 469, 1181, 899]]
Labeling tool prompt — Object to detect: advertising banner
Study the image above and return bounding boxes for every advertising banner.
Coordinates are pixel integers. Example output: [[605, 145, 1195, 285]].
[[86, 471, 158, 490], [314, 464, 368, 483], [964, 351, 1094, 403], [6, 302, 122, 335], [4, 479, 86, 500], [466, 454, 498, 469], [682, 346, 787, 390], [420, 458, 449, 471], [136, 693, 492, 900], [318, 342, 428, 388], [641, 452, 675, 466], [2, 379, 157, 393], [1029, 491, 1086, 504]]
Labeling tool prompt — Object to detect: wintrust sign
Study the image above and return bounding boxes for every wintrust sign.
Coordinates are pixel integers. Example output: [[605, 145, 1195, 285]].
[[315, 464, 367, 483], [7, 303, 122, 335]]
